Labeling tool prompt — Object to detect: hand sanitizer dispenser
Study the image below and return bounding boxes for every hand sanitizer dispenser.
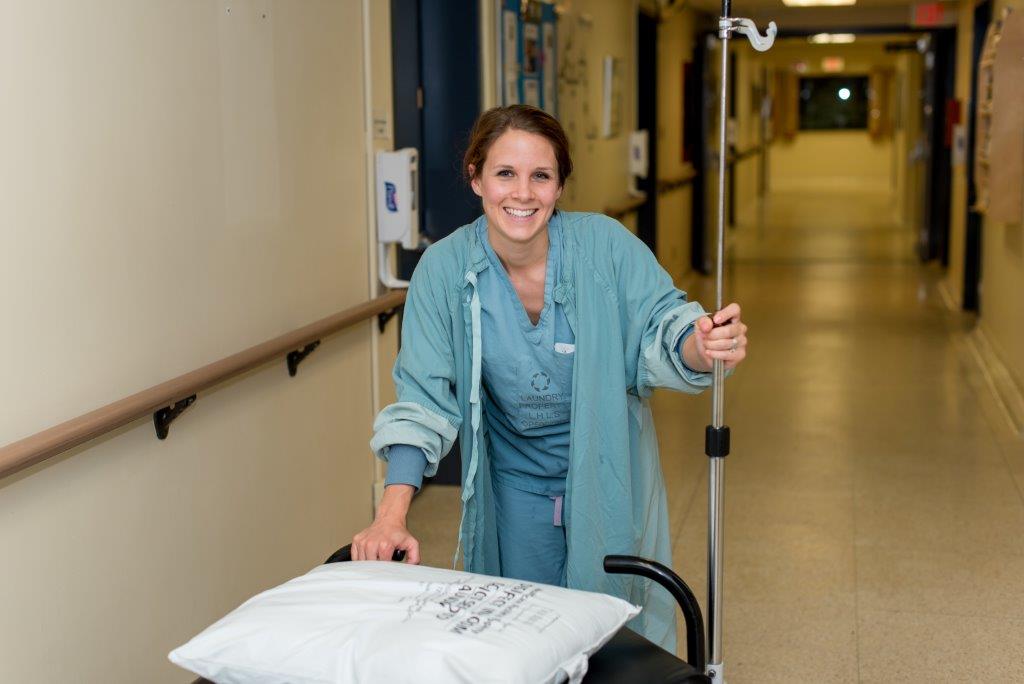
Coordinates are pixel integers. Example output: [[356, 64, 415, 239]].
[[628, 129, 649, 198], [629, 129, 649, 179], [376, 148, 419, 288]]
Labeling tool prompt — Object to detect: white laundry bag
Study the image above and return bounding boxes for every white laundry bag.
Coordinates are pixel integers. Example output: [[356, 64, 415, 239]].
[[170, 560, 640, 684]]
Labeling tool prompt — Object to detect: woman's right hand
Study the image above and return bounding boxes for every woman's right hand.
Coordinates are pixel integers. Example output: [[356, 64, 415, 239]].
[[351, 484, 421, 563]]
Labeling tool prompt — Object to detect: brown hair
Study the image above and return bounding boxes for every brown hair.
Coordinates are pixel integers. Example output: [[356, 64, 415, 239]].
[[463, 105, 573, 187]]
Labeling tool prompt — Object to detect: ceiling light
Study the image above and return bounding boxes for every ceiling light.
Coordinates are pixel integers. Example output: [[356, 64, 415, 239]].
[[783, 0, 856, 6], [838, 87, 852, 100], [809, 33, 857, 43]]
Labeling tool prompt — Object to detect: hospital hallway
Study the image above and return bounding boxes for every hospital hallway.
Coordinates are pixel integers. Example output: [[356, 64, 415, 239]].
[[407, 187, 1024, 682], [7, 2, 1024, 681]]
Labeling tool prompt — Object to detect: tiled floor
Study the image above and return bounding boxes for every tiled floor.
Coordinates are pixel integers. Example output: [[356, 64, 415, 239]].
[[406, 188, 1024, 682]]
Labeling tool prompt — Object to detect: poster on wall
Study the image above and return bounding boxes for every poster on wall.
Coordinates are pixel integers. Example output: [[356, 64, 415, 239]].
[[503, 4, 520, 105], [601, 55, 621, 138], [541, 2, 557, 115], [521, 21, 542, 106], [499, 0, 557, 114]]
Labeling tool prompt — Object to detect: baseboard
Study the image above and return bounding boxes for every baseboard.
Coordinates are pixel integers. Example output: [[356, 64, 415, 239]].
[[964, 325, 1024, 436], [936, 276, 960, 313]]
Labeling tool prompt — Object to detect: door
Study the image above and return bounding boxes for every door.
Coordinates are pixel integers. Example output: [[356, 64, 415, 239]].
[[928, 29, 956, 265], [391, 0, 482, 484], [636, 9, 658, 252], [918, 29, 957, 264], [963, 0, 992, 311]]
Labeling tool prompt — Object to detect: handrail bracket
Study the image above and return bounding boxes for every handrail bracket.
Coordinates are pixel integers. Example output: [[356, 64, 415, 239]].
[[286, 341, 321, 377], [153, 395, 197, 440], [378, 307, 401, 334]]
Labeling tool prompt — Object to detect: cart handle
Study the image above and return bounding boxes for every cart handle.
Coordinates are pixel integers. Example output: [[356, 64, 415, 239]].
[[325, 544, 406, 564], [604, 555, 706, 673]]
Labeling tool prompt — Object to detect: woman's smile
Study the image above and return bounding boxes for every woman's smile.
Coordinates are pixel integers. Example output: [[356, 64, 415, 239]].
[[503, 206, 539, 219]]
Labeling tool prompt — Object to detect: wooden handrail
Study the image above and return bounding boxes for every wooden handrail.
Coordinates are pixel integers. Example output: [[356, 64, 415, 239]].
[[657, 170, 698, 195], [0, 290, 407, 481], [605, 196, 648, 220], [727, 145, 762, 165]]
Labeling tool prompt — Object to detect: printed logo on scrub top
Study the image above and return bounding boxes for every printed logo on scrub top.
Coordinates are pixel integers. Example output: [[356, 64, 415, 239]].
[[518, 371, 569, 430], [531, 372, 551, 392]]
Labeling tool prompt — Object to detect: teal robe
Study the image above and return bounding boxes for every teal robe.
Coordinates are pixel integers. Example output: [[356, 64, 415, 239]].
[[370, 211, 711, 651]]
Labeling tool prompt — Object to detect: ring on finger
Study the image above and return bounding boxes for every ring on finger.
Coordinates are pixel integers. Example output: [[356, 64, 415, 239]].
[[730, 337, 738, 351]]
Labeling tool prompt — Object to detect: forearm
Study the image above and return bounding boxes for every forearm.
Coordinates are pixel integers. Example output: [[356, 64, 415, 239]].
[[376, 484, 415, 524]]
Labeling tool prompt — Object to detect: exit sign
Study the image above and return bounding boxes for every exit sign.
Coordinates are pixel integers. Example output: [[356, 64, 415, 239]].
[[913, 2, 950, 26], [822, 56, 846, 73]]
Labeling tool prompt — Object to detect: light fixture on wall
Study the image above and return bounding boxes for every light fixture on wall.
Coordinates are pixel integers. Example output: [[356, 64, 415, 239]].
[[809, 32, 857, 43], [783, 0, 855, 6]]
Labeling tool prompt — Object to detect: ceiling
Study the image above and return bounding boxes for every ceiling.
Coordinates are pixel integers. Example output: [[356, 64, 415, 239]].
[[676, 0, 955, 31]]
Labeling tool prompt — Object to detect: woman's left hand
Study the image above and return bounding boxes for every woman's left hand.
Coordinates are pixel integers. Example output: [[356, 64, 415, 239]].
[[686, 302, 748, 371]]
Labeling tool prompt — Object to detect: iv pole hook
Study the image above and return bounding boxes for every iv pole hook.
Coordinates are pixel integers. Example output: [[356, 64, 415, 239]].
[[719, 18, 777, 52]]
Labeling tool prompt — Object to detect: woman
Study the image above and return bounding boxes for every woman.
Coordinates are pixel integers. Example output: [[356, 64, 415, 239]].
[[353, 105, 747, 651]]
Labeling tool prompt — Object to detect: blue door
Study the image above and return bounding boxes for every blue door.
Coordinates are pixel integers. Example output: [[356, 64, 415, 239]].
[[391, 0, 481, 484]]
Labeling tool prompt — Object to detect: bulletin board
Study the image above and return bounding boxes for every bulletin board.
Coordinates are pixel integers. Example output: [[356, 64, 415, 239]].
[[976, 8, 1024, 224], [500, 0, 558, 114]]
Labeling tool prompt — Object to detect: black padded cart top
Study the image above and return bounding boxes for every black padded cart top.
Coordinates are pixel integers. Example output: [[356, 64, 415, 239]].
[[191, 546, 710, 683]]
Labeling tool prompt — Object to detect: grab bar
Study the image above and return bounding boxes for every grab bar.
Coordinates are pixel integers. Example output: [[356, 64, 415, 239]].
[[0, 290, 406, 481]]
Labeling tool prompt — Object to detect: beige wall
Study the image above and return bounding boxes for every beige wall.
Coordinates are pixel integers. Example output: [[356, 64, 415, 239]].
[[367, 0, 401, 497], [655, 7, 700, 282], [555, 0, 638, 230], [892, 53, 911, 222], [978, 0, 1024, 396], [899, 50, 926, 230], [733, 44, 766, 224], [771, 129, 894, 192], [0, 1, 393, 680], [944, 0, 976, 308]]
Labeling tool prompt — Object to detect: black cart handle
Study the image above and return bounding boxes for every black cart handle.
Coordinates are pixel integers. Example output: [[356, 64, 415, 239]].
[[604, 555, 706, 673], [326, 543, 406, 564]]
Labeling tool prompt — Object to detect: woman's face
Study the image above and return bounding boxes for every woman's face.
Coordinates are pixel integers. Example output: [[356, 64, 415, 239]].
[[470, 129, 562, 248]]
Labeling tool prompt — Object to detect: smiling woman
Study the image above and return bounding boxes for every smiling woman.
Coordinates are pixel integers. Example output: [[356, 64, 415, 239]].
[[351, 104, 749, 652], [460, 107, 574, 322], [468, 128, 563, 322]]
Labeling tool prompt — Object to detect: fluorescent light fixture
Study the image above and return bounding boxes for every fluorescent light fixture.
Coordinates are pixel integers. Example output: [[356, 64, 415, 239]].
[[783, 0, 855, 6], [809, 32, 857, 43]]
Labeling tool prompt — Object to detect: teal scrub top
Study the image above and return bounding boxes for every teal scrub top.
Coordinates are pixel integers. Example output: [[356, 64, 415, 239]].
[[370, 211, 713, 652], [477, 218, 574, 497], [382, 219, 574, 495]]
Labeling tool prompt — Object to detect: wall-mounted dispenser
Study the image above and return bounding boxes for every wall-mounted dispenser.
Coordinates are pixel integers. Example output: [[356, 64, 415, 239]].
[[375, 148, 419, 289], [628, 129, 649, 198]]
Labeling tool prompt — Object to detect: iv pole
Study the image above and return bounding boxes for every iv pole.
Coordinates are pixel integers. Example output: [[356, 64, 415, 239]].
[[706, 7, 775, 683]]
